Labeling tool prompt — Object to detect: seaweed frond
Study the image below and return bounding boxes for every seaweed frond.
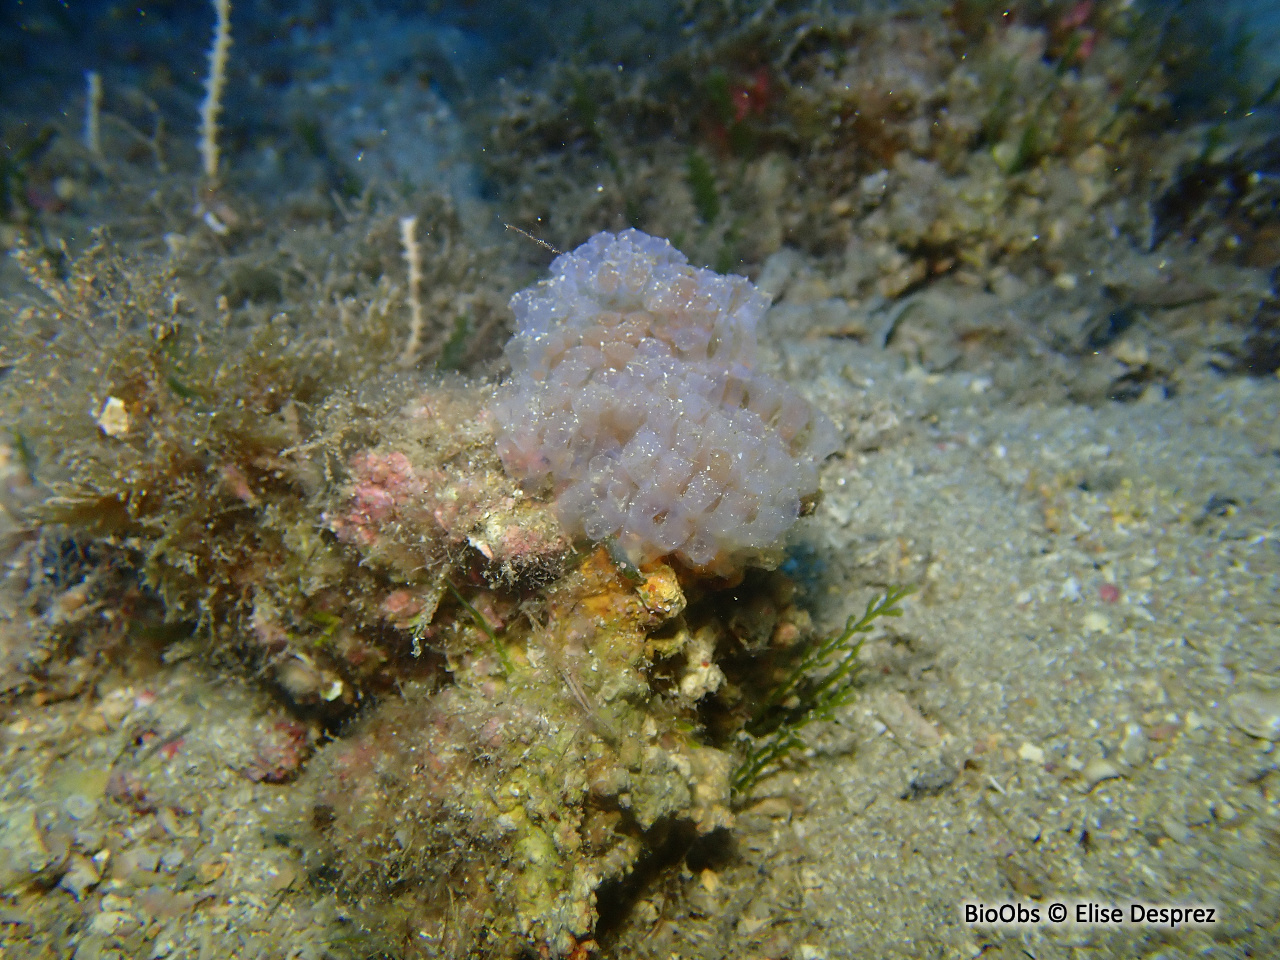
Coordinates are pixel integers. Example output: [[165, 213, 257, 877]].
[[732, 584, 915, 796], [686, 149, 720, 225], [444, 579, 513, 676]]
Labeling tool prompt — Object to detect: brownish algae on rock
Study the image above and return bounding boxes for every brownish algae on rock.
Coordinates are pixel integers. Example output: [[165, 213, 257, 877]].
[[303, 550, 743, 957], [0, 0, 1277, 956]]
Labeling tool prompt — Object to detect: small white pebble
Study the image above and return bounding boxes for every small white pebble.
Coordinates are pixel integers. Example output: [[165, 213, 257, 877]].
[[63, 793, 97, 821], [100, 893, 132, 913], [1160, 815, 1192, 844], [57, 855, 101, 901], [96, 396, 130, 437], [1018, 742, 1045, 764], [699, 868, 720, 894], [89, 911, 130, 936], [1081, 611, 1111, 634], [1119, 723, 1148, 767], [1228, 689, 1280, 741], [1081, 758, 1122, 791]]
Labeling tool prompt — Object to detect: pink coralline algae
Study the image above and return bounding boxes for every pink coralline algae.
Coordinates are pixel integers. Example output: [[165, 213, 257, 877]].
[[326, 389, 571, 587], [491, 229, 838, 575], [329, 451, 420, 549]]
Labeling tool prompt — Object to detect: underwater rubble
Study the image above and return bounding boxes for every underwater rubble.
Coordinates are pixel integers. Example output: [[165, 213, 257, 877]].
[[0, 0, 1277, 957]]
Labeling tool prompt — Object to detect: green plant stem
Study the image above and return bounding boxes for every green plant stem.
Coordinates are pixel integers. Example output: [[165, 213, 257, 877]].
[[734, 584, 915, 795]]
